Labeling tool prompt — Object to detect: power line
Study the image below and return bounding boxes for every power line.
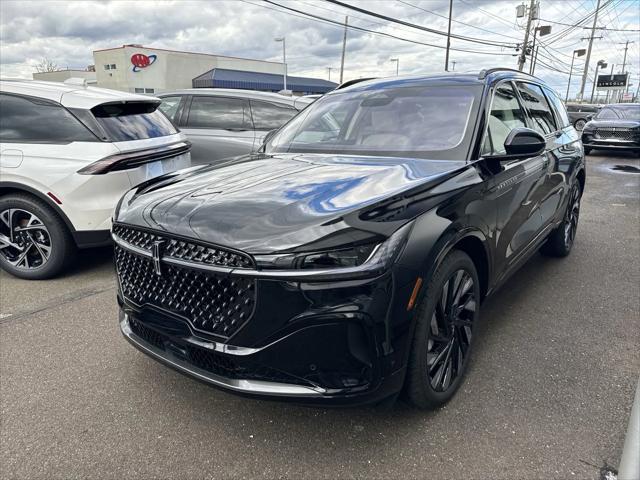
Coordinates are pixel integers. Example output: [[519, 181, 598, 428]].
[[322, 0, 516, 48], [539, 17, 640, 32], [260, 0, 518, 56], [397, 0, 523, 41]]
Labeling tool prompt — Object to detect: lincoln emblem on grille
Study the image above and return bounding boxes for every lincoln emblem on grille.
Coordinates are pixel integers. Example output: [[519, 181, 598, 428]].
[[151, 240, 165, 276]]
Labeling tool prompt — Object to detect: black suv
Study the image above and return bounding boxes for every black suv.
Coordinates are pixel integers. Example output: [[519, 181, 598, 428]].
[[112, 69, 585, 409], [581, 103, 640, 156]]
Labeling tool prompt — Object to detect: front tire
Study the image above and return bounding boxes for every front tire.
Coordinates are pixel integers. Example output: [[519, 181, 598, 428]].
[[574, 119, 587, 130], [584, 147, 592, 155], [541, 183, 582, 257], [404, 250, 480, 409], [0, 194, 75, 279]]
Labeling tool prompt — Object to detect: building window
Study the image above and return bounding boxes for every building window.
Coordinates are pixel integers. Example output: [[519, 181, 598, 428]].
[[104, 64, 110, 70], [144, 88, 154, 94], [110, 64, 116, 70], [134, 88, 144, 93]]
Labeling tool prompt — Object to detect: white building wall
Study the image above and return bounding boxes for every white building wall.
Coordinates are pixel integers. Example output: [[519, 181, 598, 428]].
[[33, 70, 96, 84], [93, 46, 283, 94]]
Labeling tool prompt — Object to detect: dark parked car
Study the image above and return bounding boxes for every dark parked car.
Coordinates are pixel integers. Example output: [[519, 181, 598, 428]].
[[581, 103, 640, 156], [566, 103, 599, 130], [112, 69, 585, 409]]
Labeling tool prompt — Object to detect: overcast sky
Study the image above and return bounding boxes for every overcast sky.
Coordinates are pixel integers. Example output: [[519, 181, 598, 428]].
[[1, 0, 639, 98]]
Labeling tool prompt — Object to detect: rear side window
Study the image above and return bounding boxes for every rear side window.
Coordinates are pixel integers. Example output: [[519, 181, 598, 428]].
[[250, 100, 297, 130], [482, 83, 527, 155], [91, 102, 177, 142], [0, 93, 97, 143], [516, 82, 557, 135], [186, 96, 251, 129], [543, 87, 571, 128], [158, 96, 182, 122]]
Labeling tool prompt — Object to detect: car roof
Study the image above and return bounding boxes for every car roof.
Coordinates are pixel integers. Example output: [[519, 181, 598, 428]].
[[327, 69, 551, 95], [0, 78, 158, 109], [158, 88, 313, 104]]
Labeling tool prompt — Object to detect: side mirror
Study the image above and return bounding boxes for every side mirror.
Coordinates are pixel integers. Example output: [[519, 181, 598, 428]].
[[259, 129, 277, 152], [503, 127, 546, 158]]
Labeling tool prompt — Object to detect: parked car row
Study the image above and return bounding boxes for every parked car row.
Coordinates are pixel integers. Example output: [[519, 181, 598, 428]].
[[4, 70, 638, 409]]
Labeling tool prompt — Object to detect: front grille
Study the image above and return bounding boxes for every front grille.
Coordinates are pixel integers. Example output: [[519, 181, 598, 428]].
[[115, 244, 256, 339], [112, 224, 253, 269], [594, 128, 635, 141]]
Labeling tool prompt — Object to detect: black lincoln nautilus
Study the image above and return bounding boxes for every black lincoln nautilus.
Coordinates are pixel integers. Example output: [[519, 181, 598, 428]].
[[113, 69, 585, 408]]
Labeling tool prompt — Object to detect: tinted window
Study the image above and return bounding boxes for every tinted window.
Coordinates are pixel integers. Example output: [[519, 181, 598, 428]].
[[92, 102, 178, 142], [268, 85, 480, 159], [482, 83, 527, 155], [0, 94, 96, 143], [543, 87, 571, 128], [159, 96, 182, 122], [186, 96, 250, 129], [250, 100, 297, 130], [516, 82, 557, 135]]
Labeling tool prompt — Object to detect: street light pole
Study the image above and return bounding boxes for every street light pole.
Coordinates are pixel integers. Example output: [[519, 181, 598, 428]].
[[326, 67, 333, 81], [566, 49, 586, 102], [390, 58, 399, 76], [590, 59, 607, 103], [579, 0, 601, 101], [274, 37, 287, 92]]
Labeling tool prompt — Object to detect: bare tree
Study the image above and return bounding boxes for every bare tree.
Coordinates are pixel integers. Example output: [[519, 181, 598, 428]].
[[35, 58, 58, 73]]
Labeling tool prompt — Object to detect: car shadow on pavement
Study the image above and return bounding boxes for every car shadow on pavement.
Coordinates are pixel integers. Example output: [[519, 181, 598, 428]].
[[62, 246, 115, 278]]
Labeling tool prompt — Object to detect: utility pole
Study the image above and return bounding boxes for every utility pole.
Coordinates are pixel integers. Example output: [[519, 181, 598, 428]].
[[578, 0, 601, 102], [339, 16, 348, 84], [326, 67, 334, 81], [444, 0, 453, 71], [619, 40, 635, 93], [517, 0, 536, 71], [451, 61, 457, 71]]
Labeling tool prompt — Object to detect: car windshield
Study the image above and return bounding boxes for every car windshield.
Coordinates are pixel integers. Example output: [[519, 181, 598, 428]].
[[266, 85, 480, 160], [596, 105, 640, 120]]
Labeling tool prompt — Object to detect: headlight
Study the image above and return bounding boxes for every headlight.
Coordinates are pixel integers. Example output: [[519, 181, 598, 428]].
[[252, 222, 413, 281], [300, 244, 377, 269]]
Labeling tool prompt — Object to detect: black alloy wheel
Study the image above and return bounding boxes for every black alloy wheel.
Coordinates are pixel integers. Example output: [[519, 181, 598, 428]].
[[563, 185, 581, 251], [0, 208, 52, 269], [0, 195, 74, 279], [541, 183, 582, 257], [405, 250, 480, 409], [426, 268, 476, 392]]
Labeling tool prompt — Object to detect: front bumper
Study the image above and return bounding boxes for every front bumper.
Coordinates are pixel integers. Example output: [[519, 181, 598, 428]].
[[119, 301, 408, 406], [581, 136, 640, 151]]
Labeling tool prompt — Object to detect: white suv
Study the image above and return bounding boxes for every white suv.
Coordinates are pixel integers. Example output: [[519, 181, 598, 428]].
[[0, 79, 192, 279]]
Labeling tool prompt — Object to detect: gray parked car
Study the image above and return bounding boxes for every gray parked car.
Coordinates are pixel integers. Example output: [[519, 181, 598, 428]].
[[566, 103, 600, 130], [158, 89, 314, 165]]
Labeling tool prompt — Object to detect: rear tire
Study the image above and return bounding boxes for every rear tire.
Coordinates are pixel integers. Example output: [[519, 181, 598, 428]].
[[404, 250, 480, 409], [541, 183, 582, 258], [0, 194, 75, 279]]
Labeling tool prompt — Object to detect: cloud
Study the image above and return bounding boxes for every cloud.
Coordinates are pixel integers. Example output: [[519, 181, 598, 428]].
[[1, 0, 638, 98]]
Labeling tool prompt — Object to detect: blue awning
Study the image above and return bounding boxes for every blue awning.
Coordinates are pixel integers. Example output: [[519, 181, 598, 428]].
[[192, 68, 337, 94]]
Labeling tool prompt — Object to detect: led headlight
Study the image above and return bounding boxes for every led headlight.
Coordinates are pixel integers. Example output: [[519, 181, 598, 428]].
[[252, 221, 413, 281]]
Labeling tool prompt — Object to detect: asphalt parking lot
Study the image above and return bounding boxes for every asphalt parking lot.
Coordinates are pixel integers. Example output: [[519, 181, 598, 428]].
[[1, 153, 639, 480]]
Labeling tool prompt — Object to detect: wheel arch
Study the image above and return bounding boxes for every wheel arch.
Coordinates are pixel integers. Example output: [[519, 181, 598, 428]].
[[0, 182, 77, 235]]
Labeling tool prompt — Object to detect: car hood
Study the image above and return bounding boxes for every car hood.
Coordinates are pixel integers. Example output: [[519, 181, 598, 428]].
[[584, 119, 640, 129], [115, 153, 472, 253]]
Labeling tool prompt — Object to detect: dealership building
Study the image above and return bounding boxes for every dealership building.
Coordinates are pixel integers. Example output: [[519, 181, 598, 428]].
[[89, 45, 336, 95]]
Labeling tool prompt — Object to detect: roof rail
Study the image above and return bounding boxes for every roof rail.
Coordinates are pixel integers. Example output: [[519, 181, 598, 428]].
[[334, 77, 377, 90], [478, 68, 534, 80]]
